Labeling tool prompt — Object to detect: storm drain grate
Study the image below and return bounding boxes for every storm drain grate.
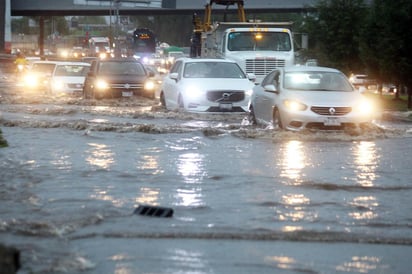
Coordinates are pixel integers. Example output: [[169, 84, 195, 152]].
[[133, 205, 174, 218]]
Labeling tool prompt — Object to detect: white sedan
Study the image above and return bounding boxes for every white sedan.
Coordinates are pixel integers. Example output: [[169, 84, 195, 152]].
[[160, 58, 255, 112], [50, 62, 90, 95], [249, 66, 376, 131]]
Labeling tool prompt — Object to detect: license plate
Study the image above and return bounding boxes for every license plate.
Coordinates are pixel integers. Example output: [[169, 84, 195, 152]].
[[219, 103, 233, 110], [122, 91, 133, 97], [324, 117, 341, 126]]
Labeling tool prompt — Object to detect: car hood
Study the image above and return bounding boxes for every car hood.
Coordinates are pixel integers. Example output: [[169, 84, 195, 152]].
[[98, 74, 148, 83], [281, 89, 366, 106], [52, 76, 86, 84], [182, 78, 254, 91]]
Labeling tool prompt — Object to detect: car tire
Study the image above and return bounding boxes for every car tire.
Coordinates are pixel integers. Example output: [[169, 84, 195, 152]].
[[177, 94, 184, 110], [273, 108, 284, 129], [248, 105, 257, 125], [83, 86, 90, 99], [160, 92, 166, 108]]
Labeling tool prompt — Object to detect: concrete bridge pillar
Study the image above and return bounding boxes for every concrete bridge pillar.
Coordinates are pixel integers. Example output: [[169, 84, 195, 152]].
[[0, 0, 11, 53]]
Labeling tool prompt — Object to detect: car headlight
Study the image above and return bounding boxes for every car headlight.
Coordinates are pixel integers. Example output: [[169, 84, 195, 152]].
[[184, 85, 203, 101], [356, 99, 374, 115], [52, 80, 64, 91], [23, 74, 39, 88], [144, 80, 155, 91], [283, 99, 307, 111], [95, 79, 109, 90]]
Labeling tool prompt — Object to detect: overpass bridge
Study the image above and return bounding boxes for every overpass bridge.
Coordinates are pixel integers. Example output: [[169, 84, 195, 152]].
[[1, 0, 317, 53]]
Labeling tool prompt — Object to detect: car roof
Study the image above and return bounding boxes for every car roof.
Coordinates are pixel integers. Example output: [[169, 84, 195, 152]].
[[54, 61, 90, 66], [178, 57, 237, 64], [281, 65, 342, 73], [32, 60, 61, 65]]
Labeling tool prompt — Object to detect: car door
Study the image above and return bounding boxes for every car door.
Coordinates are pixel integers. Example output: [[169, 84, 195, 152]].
[[253, 70, 279, 124], [163, 60, 183, 109]]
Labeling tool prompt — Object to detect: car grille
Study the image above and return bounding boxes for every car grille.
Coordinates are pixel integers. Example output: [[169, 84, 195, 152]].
[[310, 106, 352, 116], [206, 106, 245, 112], [245, 58, 285, 76], [110, 83, 144, 90], [207, 90, 245, 103], [67, 83, 83, 89]]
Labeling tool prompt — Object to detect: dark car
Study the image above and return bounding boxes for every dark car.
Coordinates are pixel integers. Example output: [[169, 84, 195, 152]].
[[83, 58, 155, 99]]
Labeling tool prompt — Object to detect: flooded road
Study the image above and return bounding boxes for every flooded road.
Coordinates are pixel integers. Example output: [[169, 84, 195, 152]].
[[1, 91, 412, 273]]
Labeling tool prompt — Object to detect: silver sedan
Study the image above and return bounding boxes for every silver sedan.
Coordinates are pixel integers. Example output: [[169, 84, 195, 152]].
[[249, 66, 376, 131]]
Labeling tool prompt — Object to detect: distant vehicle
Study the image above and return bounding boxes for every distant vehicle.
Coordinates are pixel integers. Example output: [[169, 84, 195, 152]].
[[349, 74, 376, 87], [127, 28, 156, 62], [22, 60, 60, 93], [160, 58, 255, 112], [83, 58, 155, 99], [87, 37, 111, 59], [144, 65, 164, 99], [50, 62, 90, 95], [249, 66, 376, 131]]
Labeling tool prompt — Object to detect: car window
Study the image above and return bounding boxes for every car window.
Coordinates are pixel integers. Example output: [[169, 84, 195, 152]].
[[284, 71, 353, 91], [54, 65, 90, 76], [169, 60, 182, 74], [99, 61, 145, 75], [32, 63, 56, 74], [261, 70, 279, 86], [183, 62, 246, 78]]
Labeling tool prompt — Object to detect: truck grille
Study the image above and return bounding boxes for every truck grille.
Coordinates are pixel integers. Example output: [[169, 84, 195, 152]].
[[311, 106, 352, 116], [207, 90, 245, 102], [245, 59, 285, 76]]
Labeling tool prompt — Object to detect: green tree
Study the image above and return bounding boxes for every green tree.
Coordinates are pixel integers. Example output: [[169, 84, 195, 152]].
[[301, 0, 367, 74], [360, 0, 412, 106]]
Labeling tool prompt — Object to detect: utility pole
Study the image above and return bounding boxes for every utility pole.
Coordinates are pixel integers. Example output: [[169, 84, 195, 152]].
[[0, 0, 11, 53]]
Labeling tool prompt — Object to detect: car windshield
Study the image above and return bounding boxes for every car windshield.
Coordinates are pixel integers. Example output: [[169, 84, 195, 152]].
[[183, 62, 246, 78], [284, 71, 353, 92], [54, 65, 90, 77], [99, 61, 145, 75], [228, 31, 291, 51], [31, 63, 56, 74]]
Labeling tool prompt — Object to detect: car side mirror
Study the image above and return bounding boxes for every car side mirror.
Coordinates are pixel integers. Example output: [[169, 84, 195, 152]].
[[148, 71, 155, 77], [263, 84, 278, 93], [247, 73, 256, 82], [169, 72, 179, 81]]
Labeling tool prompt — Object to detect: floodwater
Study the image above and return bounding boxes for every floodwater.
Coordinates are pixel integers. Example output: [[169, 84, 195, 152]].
[[1, 90, 412, 273]]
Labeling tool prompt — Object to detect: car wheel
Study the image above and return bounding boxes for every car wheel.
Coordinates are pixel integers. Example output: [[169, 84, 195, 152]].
[[273, 108, 284, 129], [248, 105, 257, 125], [83, 86, 90, 99], [160, 92, 166, 108], [177, 94, 184, 110]]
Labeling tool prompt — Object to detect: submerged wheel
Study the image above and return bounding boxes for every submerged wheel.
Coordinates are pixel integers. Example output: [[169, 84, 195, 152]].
[[160, 92, 166, 107], [273, 108, 284, 129], [248, 105, 257, 125], [177, 94, 184, 110]]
